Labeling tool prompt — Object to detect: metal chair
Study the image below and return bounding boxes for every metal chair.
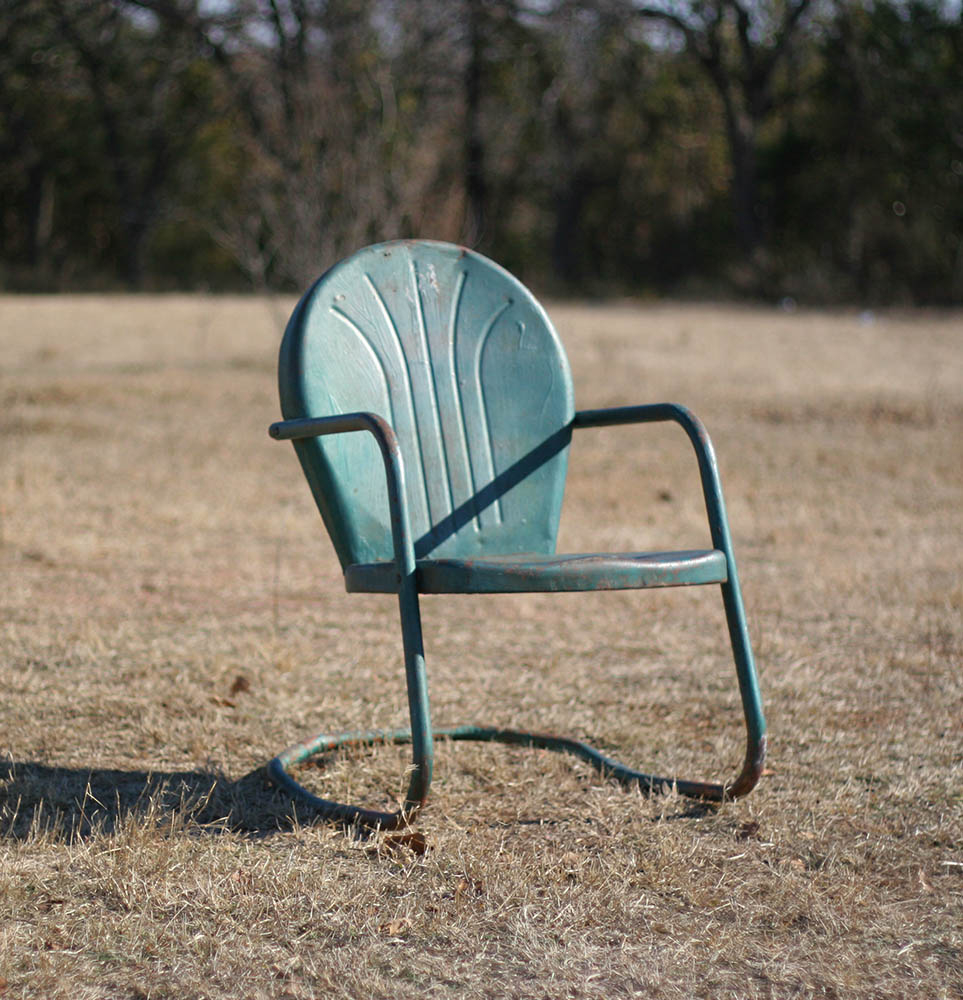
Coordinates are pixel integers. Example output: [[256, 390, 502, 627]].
[[268, 240, 766, 827]]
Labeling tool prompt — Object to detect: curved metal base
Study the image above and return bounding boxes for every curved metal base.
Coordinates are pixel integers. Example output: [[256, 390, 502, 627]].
[[268, 724, 766, 829]]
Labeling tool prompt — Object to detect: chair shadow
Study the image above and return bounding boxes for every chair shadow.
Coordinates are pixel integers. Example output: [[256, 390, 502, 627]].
[[0, 758, 718, 842], [0, 759, 335, 842]]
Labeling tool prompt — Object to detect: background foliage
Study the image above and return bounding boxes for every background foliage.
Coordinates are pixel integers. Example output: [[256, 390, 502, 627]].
[[2, 0, 962, 302]]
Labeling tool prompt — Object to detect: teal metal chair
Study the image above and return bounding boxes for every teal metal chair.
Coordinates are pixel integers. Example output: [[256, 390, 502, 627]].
[[268, 240, 766, 827]]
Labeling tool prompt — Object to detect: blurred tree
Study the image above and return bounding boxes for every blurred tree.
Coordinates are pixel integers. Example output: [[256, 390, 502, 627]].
[[129, 0, 467, 287], [0, 0, 91, 286], [778, 0, 963, 302], [604, 0, 816, 286], [0, 0, 227, 288], [0, 0, 960, 302]]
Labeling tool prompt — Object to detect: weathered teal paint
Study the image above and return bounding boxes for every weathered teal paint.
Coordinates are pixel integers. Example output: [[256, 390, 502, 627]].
[[278, 240, 574, 567], [344, 549, 729, 594], [269, 241, 767, 829]]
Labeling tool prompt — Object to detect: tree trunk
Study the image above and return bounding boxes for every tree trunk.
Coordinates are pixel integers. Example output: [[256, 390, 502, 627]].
[[464, 0, 487, 244], [720, 99, 762, 260]]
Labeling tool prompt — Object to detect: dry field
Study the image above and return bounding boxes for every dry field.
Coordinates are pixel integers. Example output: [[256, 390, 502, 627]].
[[0, 294, 960, 999]]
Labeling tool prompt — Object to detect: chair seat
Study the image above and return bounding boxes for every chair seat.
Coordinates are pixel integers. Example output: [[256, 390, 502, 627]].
[[344, 549, 728, 594]]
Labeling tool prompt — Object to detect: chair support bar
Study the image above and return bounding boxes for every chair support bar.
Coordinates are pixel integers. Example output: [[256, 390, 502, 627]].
[[271, 414, 434, 812], [268, 722, 766, 831], [574, 404, 767, 790]]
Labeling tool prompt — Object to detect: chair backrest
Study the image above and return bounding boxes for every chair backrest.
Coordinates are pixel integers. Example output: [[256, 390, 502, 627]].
[[278, 240, 575, 567]]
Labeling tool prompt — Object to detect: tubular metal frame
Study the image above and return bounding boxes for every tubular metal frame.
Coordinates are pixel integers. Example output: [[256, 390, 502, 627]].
[[267, 405, 766, 829]]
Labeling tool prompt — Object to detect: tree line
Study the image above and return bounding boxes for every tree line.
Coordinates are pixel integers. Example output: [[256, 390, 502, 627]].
[[2, 0, 961, 303]]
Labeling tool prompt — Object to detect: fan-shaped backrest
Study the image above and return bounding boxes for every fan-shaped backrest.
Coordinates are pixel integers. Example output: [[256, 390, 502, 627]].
[[278, 241, 575, 567]]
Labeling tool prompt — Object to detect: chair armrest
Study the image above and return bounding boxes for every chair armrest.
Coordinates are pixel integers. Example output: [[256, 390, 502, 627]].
[[574, 404, 764, 785], [269, 413, 416, 578], [572, 403, 733, 558]]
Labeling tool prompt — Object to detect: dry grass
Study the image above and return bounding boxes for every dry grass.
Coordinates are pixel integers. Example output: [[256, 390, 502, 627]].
[[0, 294, 960, 999]]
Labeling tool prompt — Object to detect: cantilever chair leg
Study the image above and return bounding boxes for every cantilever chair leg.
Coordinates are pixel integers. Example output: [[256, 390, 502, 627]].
[[268, 571, 435, 830], [718, 578, 767, 798], [268, 569, 765, 828]]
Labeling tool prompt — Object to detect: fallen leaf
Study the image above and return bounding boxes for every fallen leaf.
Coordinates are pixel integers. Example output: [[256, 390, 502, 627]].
[[383, 831, 429, 856], [736, 820, 761, 840], [380, 916, 411, 936], [230, 675, 251, 696], [455, 874, 485, 901], [559, 851, 580, 880]]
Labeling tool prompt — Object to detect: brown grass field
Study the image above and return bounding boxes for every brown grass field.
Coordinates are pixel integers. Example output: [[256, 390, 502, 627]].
[[0, 295, 960, 999]]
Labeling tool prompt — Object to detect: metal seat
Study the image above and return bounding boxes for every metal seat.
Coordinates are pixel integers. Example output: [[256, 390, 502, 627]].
[[268, 240, 766, 828], [344, 549, 729, 594]]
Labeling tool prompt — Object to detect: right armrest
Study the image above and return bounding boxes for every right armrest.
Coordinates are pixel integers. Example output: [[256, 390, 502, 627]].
[[269, 412, 416, 579], [573, 403, 733, 557]]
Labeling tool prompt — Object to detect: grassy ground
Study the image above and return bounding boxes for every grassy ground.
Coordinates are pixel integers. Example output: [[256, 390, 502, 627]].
[[0, 295, 960, 999]]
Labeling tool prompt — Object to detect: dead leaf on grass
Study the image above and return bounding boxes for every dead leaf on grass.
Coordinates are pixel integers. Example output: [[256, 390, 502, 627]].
[[559, 851, 581, 880], [383, 830, 429, 856], [230, 674, 251, 696], [736, 820, 761, 840], [455, 874, 485, 901], [229, 869, 253, 888], [379, 916, 412, 936]]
